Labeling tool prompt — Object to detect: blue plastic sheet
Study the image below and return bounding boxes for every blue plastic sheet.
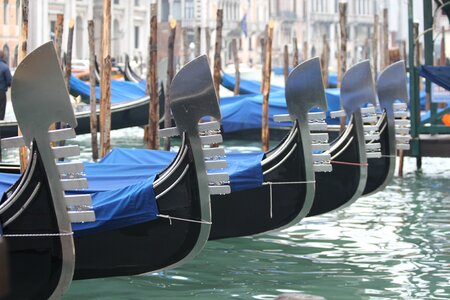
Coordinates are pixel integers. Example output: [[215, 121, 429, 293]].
[[219, 89, 341, 133], [419, 65, 450, 91], [100, 148, 265, 192], [70, 75, 146, 103], [72, 175, 159, 236], [221, 73, 284, 95]]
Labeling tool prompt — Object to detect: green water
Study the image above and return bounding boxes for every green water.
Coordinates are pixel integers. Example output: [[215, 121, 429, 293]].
[[53, 127, 450, 299]]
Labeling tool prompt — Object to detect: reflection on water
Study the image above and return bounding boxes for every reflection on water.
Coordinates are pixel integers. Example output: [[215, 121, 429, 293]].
[[60, 129, 449, 299]]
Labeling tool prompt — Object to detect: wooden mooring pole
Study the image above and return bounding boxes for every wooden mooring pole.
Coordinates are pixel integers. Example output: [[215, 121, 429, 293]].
[[373, 14, 379, 81], [54, 14, 64, 63], [283, 45, 289, 83], [302, 41, 308, 62], [293, 37, 299, 67], [261, 21, 274, 152], [145, 3, 159, 149], [260, 36, 266, 94], [164, 19, 177, 151], [338, 1, 348, 132], [64, 19, 75, 90], [88, 20, 99, 161], [100, 0, 112, 158], [213, 9, 223, 100], [382, 8, 389, 70], [18, 0, 29, 172], [321, 34, 330, 89], [231, 39, 240, 96]]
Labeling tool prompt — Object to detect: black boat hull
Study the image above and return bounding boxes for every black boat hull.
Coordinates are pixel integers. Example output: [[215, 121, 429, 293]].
[[73, 140, 204, 279], [0, 146, 67, 299], [210, 124, 308, 240]]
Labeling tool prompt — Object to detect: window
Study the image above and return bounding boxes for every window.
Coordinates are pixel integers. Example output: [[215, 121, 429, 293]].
[[185, 0, 194, 19], [3, 44, 10, 65], [134, 0, 139, 5], [134, 26, 139, 49], [172, 0, 181, 19], [161, 0, 169, 22], [114, 0, 119, 4], [3, 0, 9, 24]]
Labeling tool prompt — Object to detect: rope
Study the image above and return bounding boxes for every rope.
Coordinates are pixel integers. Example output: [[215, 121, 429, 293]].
[[2, 232, 73, 238], [331, 160, 369, 167], [157, 214, 212, 226], [263, 181, 316, 219]]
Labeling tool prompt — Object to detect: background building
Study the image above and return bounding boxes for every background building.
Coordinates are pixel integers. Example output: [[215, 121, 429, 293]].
[[0, 0, 442, 72]]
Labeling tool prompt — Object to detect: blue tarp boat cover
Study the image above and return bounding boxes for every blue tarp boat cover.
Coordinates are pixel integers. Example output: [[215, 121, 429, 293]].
[[70, 75, 146, 103], [0, 148, 265, 235], [419, 65, 450, 91], [219, 89, 341, 133], [221, 73, 284, 94], [100, 148, 265, 192]]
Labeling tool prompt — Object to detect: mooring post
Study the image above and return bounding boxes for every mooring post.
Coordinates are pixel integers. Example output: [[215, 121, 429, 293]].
[[283, 45, 289, 83], [260, 35, 266, 94], [195, 26, 201, 57], [54, 14, 64, 64], [302, 40, 308, 62], [164, 19, 177, 151], [100, 0, 112, 158], [382, 8, 389, 70], [64, 19, 75, 91], [231, 39, 240, 95], [88, 20, 99, 161], [372, 14, 379, 81], [145, 3, 159, 149], [338, 1, 348, 132], [261, 21, 274, 152], [18, 0, 29, 172], [321, 34, 330, 89], [213, 9, 223, 101], [292, 37, 299, 67]]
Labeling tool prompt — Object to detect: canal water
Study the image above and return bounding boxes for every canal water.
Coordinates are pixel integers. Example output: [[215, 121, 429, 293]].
[[38, 126, 448, 300]]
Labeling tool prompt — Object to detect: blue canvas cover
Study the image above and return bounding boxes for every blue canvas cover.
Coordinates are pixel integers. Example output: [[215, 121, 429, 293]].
[[0, 162, 160, 237], [419, 65, 450, 91], [71, 174, 159, 236], [219, 89, 340, 133], [100, 148, 265, 192], [70, 75, 146, 103], [221, 73, 284, 95]]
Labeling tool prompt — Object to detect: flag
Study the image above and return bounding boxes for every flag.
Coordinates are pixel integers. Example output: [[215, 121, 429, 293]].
[[240, 14, 248, 37]]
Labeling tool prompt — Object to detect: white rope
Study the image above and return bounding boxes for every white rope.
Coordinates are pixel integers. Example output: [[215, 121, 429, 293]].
[[157, 214, 212, 226], [263, 181, 316, 219], [2, 232, 73, 238]]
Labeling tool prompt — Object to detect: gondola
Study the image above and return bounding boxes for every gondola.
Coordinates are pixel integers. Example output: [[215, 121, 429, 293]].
[[93, 57, 331, 240], [0, 42, 95, 299], [1, 50, 230, 280], [0, 95, 150, 139], [363, 61, 410, 195], [209, 57, 331, 239], [124, 53, 143, 83], [307, 60, 378, 217], [72, 55, 230, 279]]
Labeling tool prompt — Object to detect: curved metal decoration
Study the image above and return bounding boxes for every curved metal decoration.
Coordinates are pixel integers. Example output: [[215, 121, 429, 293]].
[[283, 57, 328, 222], [338, 60, 375, 209], [363, 60, 408, 195], [10, 41, 75, 299], [166, 55, 219, 268], [341, 60, 377, 117]]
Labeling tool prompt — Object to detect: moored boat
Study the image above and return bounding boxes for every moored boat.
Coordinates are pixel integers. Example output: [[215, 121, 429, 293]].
[[0, 42, 95, 299]]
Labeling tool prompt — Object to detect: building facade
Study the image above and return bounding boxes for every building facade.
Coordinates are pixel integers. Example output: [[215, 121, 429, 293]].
[[0, 0, 438, 71]]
